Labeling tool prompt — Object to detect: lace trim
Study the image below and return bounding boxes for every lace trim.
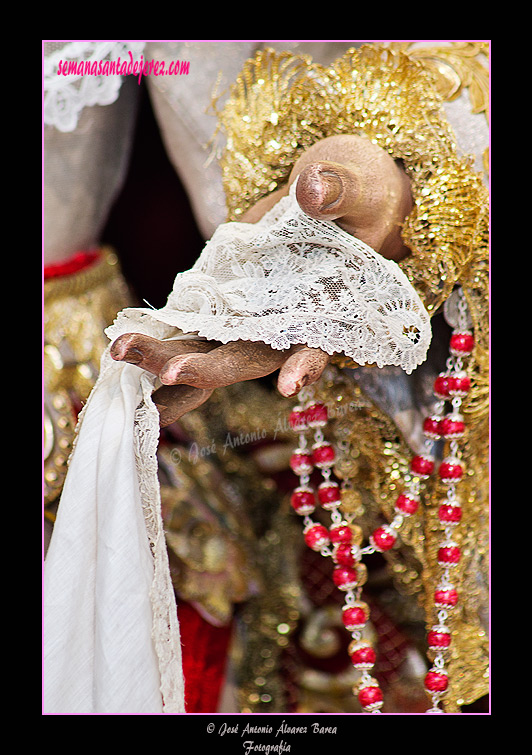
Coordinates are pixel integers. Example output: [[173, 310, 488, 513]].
[[109, 181, 431, 375], [44, 41, 145, 132], [134, 371, 184, 713]]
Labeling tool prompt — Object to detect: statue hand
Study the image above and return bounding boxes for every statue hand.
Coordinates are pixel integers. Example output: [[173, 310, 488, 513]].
[[110, 333, 330, 427], [111, 134, 412, 426]]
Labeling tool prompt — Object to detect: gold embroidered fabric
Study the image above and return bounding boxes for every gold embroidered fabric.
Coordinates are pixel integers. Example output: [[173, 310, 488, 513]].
[[43, 249, 130, 508], [159, 382, 303, 711], [158, 442, 264, 627], [216, 43, 489, 711]]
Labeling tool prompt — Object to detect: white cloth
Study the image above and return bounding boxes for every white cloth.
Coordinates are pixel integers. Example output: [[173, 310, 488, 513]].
[[109, 181, 431, 375], [43, 353, 185, 714]]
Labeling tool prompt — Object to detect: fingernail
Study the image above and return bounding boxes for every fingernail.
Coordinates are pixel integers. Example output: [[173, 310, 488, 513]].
[[110, 343, 143, 364], [125, 348, 144, 365], [160, 365, 194, 385], [278, 379, 300, 398], [318, 172, 343, 210]]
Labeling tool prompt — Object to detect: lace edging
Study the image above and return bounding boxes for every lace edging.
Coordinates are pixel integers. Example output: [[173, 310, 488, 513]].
[[133, 371, 185, 713], [44, 41, 146, 132]]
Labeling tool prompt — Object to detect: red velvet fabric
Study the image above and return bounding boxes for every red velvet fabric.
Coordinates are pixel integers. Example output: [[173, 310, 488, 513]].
[[177, 601, 233, 713], [43, 250, 100, 280]]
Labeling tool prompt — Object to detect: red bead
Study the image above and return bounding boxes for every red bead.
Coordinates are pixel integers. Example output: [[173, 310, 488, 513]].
[[370, 526, 397, 552], [306, 402, 328, 427], [329, 524, 353, 544], [438, 502, 462, 524], [410, 454, 435, 478], [439, 458, 464, 483], [304, 524, 330, 551], [312, 443, 335, 468], [424, 669, 448, 692], [332, 566, 359, 590], [317, 482, 341, 509], [395, 492, 420, 516], [438, 545, 461, 566], [434, 374, 452, 399], [448, 372, 471, 397], [289, 450, 313, 475], [358, 683, 383, 710], [434, 587, 459, 608], [427, 628, 451, 650], [423, 415, 442, 439], [342, 602, 369, 631], [333, 543, 356, 567], [290, 487, 316, 515], [289, 407, 308, 431], [439, 414, 465, 439], [349, 641, 376, 670], [450, 331, 475, 356]]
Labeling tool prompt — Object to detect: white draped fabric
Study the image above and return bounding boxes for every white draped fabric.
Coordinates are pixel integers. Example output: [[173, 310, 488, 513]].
[[43, 353, 185, 714]]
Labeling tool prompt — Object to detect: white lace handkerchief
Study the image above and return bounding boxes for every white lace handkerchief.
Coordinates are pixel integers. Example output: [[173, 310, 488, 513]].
[[108, 181, 431, 374]]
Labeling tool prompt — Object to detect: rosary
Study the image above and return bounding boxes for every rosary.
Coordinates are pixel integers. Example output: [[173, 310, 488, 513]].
[[288, 289, 474, 713]]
